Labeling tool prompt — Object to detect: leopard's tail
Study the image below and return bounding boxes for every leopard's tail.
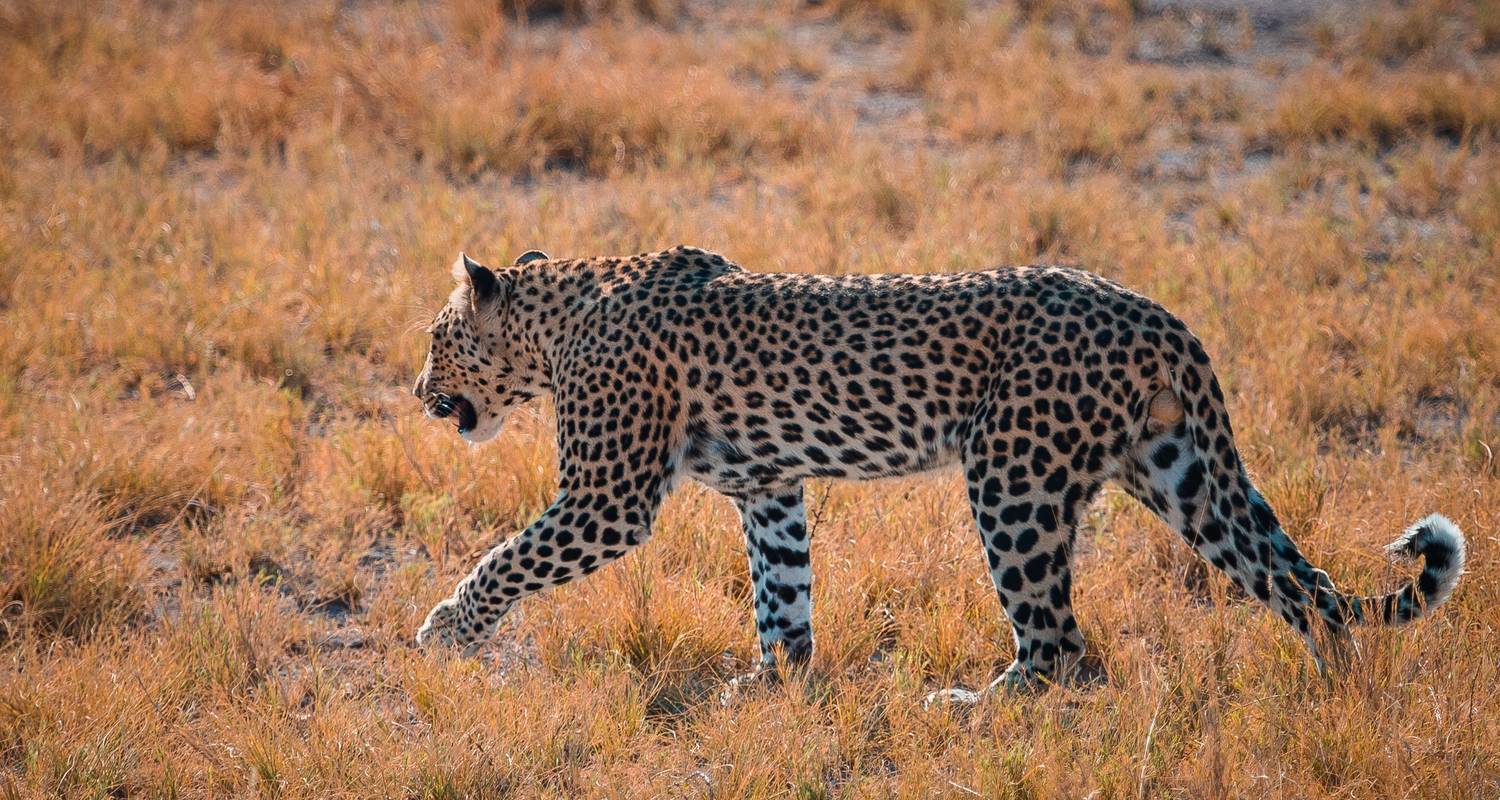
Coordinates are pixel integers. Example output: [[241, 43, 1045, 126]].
[[1122, 335, 1465, 662], [1347, 514, 1466, 625]]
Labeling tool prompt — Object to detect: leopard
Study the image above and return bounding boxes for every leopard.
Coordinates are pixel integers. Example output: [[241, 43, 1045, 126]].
[[412, 245, 1466, 700]]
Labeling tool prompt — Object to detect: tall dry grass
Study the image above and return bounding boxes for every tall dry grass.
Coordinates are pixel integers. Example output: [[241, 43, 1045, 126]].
[[1, 0, 1498, 797]]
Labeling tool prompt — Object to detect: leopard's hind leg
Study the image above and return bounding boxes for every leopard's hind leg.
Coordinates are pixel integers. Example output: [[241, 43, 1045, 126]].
[[928, 400, 1119, 705]]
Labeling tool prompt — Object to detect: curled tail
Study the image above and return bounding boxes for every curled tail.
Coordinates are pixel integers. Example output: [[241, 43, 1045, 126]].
[[1124, 338, 1466, 663], [1353, 513, 1467, 625]]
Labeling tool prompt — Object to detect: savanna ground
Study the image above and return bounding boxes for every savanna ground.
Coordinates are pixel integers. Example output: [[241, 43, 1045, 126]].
[[2, 0, 1499, 796]]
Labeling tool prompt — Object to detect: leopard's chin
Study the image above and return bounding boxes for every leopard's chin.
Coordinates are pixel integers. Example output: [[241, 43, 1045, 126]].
[[458, 411, 506, 444], [452, 396, 478, 434]]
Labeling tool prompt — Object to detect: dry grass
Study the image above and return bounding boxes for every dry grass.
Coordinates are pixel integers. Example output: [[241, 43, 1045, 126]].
[[2, 0, 1498, 797]]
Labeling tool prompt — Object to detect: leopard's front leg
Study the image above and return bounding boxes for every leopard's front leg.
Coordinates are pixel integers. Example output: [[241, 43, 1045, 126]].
[[417, 486, 658, 654], [719, 486, 813, 701], [417, 355, 683, 655], [736, 485, 813, 672]]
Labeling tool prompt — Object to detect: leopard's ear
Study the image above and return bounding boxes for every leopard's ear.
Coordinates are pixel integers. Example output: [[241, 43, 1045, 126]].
[[514, 250, 549, 266], [452, 252, 502, 302]]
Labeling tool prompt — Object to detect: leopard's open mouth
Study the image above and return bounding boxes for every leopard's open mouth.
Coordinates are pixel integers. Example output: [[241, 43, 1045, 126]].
[[427, 393, 479, 434]]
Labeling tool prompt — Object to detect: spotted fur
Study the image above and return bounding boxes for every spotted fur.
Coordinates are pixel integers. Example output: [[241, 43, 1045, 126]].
[[413, 246, 1466, 691]]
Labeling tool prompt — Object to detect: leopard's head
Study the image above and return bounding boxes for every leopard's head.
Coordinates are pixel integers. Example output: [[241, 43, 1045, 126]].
[[412, 252, 549, 443]]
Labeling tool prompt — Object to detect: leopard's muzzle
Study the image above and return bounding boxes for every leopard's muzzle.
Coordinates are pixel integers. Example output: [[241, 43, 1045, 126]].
[[425, 392, 479, 435]]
